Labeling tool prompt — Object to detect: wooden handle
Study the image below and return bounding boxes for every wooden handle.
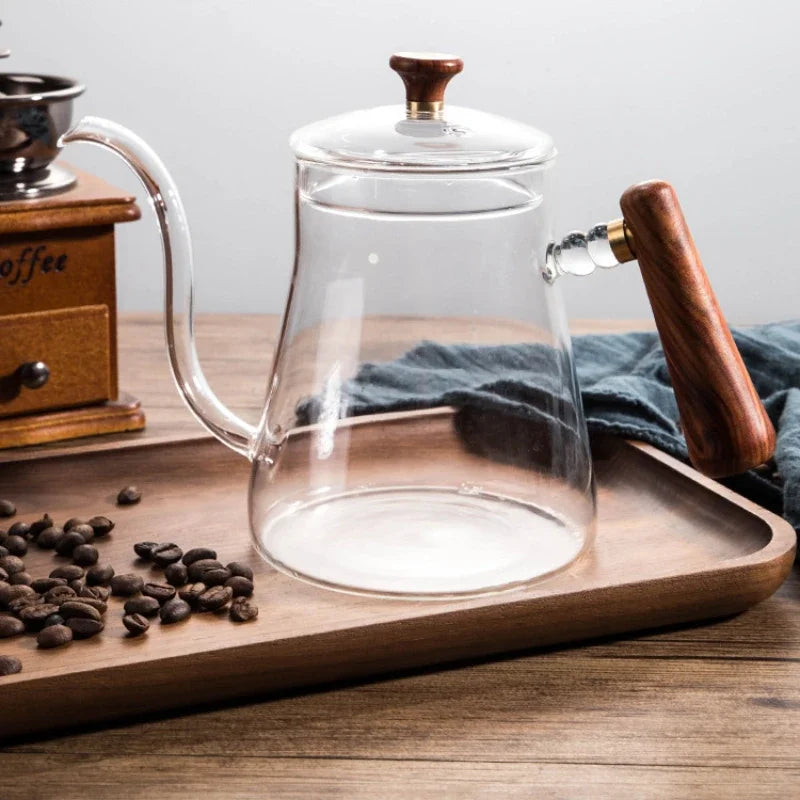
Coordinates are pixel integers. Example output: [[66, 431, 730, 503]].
[[620, 180, 775, 477], [389, 52, 463, 112]]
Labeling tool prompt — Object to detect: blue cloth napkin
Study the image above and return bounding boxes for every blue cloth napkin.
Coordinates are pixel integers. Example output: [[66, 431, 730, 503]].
[[298, 322, 800, 535]]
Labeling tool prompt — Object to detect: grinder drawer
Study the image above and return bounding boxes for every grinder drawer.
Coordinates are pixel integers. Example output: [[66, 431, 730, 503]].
[[0, 305, 111, 418]]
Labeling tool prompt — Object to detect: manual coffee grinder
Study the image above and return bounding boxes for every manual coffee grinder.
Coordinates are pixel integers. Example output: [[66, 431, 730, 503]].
[[0, 41, 144, 448]]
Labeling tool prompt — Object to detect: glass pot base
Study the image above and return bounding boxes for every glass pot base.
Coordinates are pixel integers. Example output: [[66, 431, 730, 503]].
[[254, 485, 588, 599]]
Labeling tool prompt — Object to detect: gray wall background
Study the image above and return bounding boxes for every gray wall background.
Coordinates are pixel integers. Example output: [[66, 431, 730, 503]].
[[3, 0, 798, 323]]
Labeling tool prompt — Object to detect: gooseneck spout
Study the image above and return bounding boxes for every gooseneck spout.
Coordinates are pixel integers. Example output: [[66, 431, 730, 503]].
[[61, 117, 257, 458]]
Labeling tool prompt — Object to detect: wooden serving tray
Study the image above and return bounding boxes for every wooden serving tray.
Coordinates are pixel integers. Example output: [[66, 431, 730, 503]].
[[0, 430, 794, 739]]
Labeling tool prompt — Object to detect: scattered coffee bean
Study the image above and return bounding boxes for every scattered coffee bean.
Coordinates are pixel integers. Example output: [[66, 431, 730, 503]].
[[0, 615, 24, 637], [0, 583, 35, 607], [0, 500, 16, 518], [7, 522, 30, 539], [202, 567, 232, 587], [0, 555, 25, 575], [80, 585, 110, 602], [9, 572, 32, 587], [164, 563, 188, 587], [0, 655, 22, 675], [226, 562, 254, 581], [37, 624, 73, 649], [142, 582, 176, 603], [117, 486, 142, 506], [124, 596, 160, 617], [8, 594, 41, 615], [197, 585, 233, 612], [29, 514, 53, 538], [225, 576, 254, 597], [123, 613, 150, 636], [43, 613, 65, 628], [45, 585, 76, 605], [36, 526, 63, 549], [0, 568, 7, 582], [59, 601, 102, 622], [19, 603, 61, 630], [63, 518, 85, 532], [229, 597, 258, 623], [178, 582, 206, 607], [72, 544, 99, 567], [187, 559, 224, 583], [182, 547, 217, 566], [133, 541, 158, 560], [73, 523, 95, 542], [75, 597, 107, 615], [4, 535, 27, 556], [69, 579, 86, 593], [66, 617, 104, 638], [151, 543, 183, 567], [110, 573, 143, 597], [0, 532, 5, 545], [160, 597, 191, 624], [31, 577, 66, 593], [0, 546, 7, 558], [86, 564, 115, 586], [55, 530, 88, 557], [50, 565, 84, 582], [87, 515, 114, 537]]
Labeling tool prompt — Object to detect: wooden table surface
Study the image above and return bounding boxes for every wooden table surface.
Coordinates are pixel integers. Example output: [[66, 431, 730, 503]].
[[3, 314, 799, 799]]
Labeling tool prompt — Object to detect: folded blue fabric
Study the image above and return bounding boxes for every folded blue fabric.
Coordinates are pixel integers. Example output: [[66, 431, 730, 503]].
[[298, 322, 800, 535]]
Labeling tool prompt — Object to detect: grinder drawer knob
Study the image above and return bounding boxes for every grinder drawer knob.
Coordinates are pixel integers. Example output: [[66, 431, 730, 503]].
[[17, 361, 50, 390]]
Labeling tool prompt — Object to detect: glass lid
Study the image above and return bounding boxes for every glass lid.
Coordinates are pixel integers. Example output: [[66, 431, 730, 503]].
[[290, 53, 555, 172]]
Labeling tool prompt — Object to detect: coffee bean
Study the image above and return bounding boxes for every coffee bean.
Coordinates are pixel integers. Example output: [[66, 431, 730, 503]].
[[72, 544, 99, 567], [36, 526, 63, 549], [87, 515, 115, 537], [50, 565, 84, 581], [7, 522, 30, 539], [0, 546, 7, 558], [8, 594, 42, 615], [37, 624, 73, 649], [86, 564, 115, 586], [124, 596, 160, 617], [0, 569, 6, 583], [29, 514, 53, 538], [80, 585, 109, 603], [187, 559, 224, 582], [159, 597, 191, 624], [0, 615, 24, 637], [226, 562, 254, 581], [0, 532, 5, 545], [225, 576, 254, 597], [31, 577, 66, 593], [178, 582, 206, 607], [69, 579, 86, 593], [202, 568, 232, 587], [110, 573, 143, 597], [4, 535, 27, 556], [0, 655, 22, 675], [64, 517, 87, 532], [197, 585, 233, 612], [0, 583, 35, 608], [0, 555, 25, 575], [76, 597, 107, 615], [19, 603, 60, 630], [43, 613, 64, 628], [45, 585, 76, 605], [117, 486, 142, 506], [55, 530, 88, 557], [123, 613, 150, 636], [151, 543, 183, 567], [229, 597, 259, 623], [66, 617, 104, 638], [9, 571, 32, 587], [0, 500, 15, 518], [59, 601, 102, 621], [133, 541, 158, 560], [182, 547, 217, 566], [164, 563, 188, 587], [142, 582, 176, 603]]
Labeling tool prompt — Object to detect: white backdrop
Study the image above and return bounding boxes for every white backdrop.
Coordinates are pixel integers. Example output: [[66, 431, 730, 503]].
[[3, 0, 798, 323]]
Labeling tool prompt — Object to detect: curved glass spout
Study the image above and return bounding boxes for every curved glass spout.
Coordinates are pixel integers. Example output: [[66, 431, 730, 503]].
[[61, 117, 257, 457]]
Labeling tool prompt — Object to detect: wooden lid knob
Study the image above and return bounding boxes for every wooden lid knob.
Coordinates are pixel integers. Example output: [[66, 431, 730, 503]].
[[389, 52, 463, 117]]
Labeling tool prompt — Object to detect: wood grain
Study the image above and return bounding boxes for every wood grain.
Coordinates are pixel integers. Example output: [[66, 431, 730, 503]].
[[0, 422, 793, 739], [620, 180, 776, 478], [389, 52, 463, 105]]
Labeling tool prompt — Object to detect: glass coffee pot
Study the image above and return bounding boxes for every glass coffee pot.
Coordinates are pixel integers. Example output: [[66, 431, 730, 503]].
[[60, 53, 774, 598]]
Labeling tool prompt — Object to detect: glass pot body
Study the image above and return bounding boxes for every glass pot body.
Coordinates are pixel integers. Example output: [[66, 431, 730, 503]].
[[61, 117, 595, 599]]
